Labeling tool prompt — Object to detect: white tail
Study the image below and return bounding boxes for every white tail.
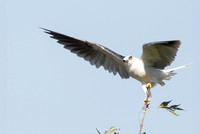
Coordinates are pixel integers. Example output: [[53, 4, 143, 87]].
[[163, 64, 190, 81], [164, 64, 190, 73]]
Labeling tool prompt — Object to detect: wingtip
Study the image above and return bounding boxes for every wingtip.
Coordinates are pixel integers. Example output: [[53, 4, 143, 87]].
[[39, 27, 47, 31], [167, 40, 181, 48], [169, 40, 181, 45], [176, 40, 181, 45], [39, 27, 52, 34]]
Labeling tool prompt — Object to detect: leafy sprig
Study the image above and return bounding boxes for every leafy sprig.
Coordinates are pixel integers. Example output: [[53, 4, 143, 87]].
[[159, 100, 184, 116], [96, 126, 119, 134]]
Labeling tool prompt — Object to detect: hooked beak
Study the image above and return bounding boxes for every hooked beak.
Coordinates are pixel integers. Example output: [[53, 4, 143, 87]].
[[123, 59, 127, 63]]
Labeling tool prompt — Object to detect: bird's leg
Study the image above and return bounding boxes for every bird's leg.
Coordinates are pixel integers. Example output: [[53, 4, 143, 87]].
[[143, 83, 152, 104]]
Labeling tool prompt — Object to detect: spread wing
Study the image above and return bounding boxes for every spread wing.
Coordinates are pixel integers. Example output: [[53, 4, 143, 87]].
[[141, 40, 181, 69], [42, 28, 130, 79]]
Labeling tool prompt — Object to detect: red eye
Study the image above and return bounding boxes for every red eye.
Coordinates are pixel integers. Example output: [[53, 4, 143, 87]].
[[128, 56, 133, 60]]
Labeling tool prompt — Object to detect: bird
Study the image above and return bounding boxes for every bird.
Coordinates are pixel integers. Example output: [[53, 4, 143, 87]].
[[42, 28, 188, 101]]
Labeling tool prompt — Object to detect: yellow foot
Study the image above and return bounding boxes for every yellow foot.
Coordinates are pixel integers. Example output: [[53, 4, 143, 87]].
[[146, 83, 152, 89], [143, 83, 152, 104]]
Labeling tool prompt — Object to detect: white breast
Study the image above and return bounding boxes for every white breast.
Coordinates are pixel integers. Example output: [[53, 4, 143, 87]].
[[127, 58, 149, 82]]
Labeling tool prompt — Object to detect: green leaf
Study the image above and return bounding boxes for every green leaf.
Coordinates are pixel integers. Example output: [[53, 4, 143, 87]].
[[160, 106, 171, 110], [159, 100, 184, 116], [109, 128, 118, 134], [160, 100, 172, 107], [170, 110, 179, 116], [170, 104, 180, 108], [142, 132, 146, 134], [96, 128, 101, 134], [175, 107, 184, 110], [109, 126, 116, 131]]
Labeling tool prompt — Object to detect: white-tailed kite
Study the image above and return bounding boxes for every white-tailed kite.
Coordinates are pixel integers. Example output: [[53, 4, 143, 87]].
[[42, 28, 188, 99]]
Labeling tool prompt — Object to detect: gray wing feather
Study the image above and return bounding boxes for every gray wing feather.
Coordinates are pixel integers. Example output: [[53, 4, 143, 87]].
[[42, 28, 130, 79], [141, 40, 180, 69]]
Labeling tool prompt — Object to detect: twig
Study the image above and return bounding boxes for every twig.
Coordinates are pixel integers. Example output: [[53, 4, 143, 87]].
[[139, 84, 150, 134]]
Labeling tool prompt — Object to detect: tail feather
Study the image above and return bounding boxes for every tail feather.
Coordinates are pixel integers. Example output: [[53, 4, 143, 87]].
[[164, 64, 190, 73], [163, 64, 189, 81]]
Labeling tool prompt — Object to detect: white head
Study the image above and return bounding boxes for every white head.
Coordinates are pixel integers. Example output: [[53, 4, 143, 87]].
[[123, 55, 134, 65]]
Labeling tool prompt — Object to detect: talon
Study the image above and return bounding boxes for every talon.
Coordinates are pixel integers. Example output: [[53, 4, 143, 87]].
[[146, 83, 152, 89]]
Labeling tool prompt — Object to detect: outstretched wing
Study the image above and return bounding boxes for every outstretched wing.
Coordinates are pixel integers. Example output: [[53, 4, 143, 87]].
[[42, 28, 130, 79], [141, 40, 181, 69]]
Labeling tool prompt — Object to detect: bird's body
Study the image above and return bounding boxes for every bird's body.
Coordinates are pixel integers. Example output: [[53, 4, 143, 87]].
[[123, 56, 187, 96], [42, 28, 188, 97]]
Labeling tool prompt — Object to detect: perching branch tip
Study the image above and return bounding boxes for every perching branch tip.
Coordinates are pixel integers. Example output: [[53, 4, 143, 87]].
[[139, 83, 152, 134]]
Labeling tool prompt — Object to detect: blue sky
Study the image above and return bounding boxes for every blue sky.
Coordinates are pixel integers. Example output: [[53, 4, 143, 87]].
[[1, 0, 200, 134]]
